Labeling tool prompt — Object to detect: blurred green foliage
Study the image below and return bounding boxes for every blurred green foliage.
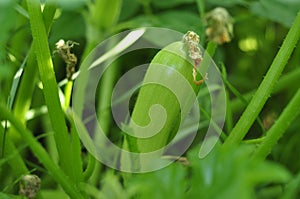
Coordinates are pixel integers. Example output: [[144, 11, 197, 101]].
[[1, 0, 300, 198], [99, 146, 291, 199]]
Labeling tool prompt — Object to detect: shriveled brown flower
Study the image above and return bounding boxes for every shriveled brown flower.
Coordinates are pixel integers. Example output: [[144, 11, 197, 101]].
[[19, 174, 41, 199], [205, 7, 233, 45]]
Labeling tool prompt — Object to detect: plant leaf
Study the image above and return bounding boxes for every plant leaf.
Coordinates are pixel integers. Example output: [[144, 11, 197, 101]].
[[250, 0, 300, 27], [152, 0, 195, 9]]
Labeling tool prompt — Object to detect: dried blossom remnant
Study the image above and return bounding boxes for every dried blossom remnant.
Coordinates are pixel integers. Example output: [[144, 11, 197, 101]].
[[19, 175, 41, 199], [183, 31, 202, 65], [55, 39, 79, 80], [205, 7, 233, 45], [263, 112, 277, 130], [162, 155, 190, 166], [182, 31, 207, 85]]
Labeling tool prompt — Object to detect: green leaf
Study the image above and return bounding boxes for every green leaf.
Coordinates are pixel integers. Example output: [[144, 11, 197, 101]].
[[250, 0, 300, 27], [87, 0, 122, 29], [152, 0, 195, 9], [39, 190, 69, 199], [116, 16, 159, 30], [100, 173, 128, 199], [47, 0, 86, 9], [0, 1, 17, 60], [119, 0, 141, 21], [0, 193, 13, 199], [156, 11, 202, 33], [127, 164, 187, 199], [49, 11, 85, 44], [187, 146, 291, 199], [207, 0, 248, 7]]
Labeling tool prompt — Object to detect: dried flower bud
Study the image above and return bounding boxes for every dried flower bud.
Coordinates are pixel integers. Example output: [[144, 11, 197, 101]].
[[54, 39, 79, 80], [183, 31, 202, 64], [162, 155, 190, 166], [205, 7, 233, 45], [182, 31, 208, 85], [263, 112, 277, 130], [19, 174, 41, 199]]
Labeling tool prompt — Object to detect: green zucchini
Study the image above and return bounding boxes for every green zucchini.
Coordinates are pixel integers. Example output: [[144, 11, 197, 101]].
[[126, 34, 204, 153]]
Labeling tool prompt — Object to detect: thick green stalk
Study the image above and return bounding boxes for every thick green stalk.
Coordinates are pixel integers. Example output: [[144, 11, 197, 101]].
[[26, 0, 73, 177], [253, 88, 300, 160], [13, 3, 56, 125], [223, 11, 300, 147], [0, 104, 85, 199], [4, 2, 57, 178]]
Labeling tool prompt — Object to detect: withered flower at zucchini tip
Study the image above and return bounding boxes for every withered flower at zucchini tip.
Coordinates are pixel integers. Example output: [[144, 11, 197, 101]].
[[183, 31, 208, 85]]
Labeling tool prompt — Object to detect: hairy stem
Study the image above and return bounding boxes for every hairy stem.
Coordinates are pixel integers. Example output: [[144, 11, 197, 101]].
[[223, 11, 300, 147], [253, 87, 300, 160]]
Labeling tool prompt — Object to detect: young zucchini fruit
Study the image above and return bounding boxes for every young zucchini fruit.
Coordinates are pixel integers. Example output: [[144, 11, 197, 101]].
[[125, 31, 205, 153]]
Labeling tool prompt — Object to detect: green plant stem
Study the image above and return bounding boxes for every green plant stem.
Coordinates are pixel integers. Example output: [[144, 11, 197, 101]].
[[83, 153, 96, 181], [13, 2, 56, 126], [80, 0, 122, 182], [195, 0, 206, 46], [200, 41, 217, 75], [220, 64, 233, 133], [68, 116, 84, 184], [196, 0, 205, 18], [141, 0, 152, 15], [253, 87, 300, 160], [200, 107, 227, 141], [3, 2, 56, 179], [221, 66, 266, 134], [26, 0, 73, 177], [206, 41, 217, 57], [63, 81, 73, 110], [91, 57, 119, 182], [223, 11, 300, 147], [82, 0, 121, 60], [243, 137, 265, 145], [231, 67, 300, 113], [0, 104, 85, 199]]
